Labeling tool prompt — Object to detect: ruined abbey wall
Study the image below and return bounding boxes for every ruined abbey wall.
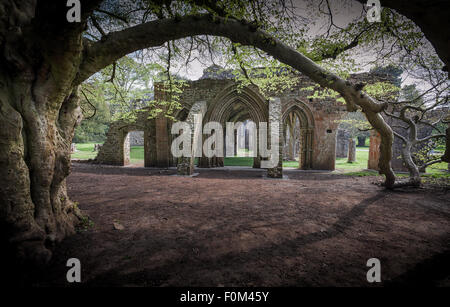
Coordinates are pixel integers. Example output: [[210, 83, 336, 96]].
[[95, 69, 395, 174]]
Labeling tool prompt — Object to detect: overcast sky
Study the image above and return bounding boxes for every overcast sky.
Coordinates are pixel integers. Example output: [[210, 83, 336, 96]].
[[173, 0, 371, 80], [137, 0, 437, 90]]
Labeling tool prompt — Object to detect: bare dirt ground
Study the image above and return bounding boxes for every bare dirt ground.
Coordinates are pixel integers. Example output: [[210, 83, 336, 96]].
[[36, 163, 449, 286]]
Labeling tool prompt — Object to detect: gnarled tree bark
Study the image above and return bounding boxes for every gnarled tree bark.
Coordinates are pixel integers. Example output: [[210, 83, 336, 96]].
[[0, 0, 100, 265]]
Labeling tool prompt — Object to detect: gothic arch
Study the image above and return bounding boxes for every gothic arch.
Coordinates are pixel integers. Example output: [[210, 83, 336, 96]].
[[282, 99, 315, 169], [199, 85, 268, 168], [206, 84, 268, 124]]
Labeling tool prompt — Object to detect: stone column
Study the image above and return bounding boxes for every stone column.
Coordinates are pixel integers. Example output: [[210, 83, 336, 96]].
[[155, 115, 170, 167], [347, 138, 356, 163], [287, 124, 295, 161], [145, 119, 157, 167], [298, 128, 305, 169], [233, 130, 238, 157], [302, 128, 314, 169], [336, 129, 349, 158], [123, 131, 131, 165], [177, 101, 207, 175], [253, 122, 261, 168], [267, 97, 283, 178]]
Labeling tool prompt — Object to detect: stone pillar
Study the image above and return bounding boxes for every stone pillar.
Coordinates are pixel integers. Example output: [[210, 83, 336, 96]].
[[267, 97, 283, 178], [253, 122, 261, 168], [123, 131, 131, 165], [298, 129, 304, 169], [244, 126, 249, 151], [368, 130, 381, 170], [155, 115, 170, 167], [145, 119, 157, 167], [233, 130, 238, 156], [287, 124, 295, 161], [347, 138, 356, 163], [336, 129, 349, 158], [177, 101, 207, 175], [302, 129, 314, 169]]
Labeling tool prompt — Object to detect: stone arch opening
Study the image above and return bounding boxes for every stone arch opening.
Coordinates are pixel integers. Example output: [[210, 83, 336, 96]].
[[201, 85, 269, 168], [282, 100, 315, 169], [123, 129, 145, 166], [95, 121, 151, 167]]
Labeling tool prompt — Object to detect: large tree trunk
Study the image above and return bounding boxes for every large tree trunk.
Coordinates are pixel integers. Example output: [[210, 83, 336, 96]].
[[0, 82, 83, 264], [0, 0, 91, 266]]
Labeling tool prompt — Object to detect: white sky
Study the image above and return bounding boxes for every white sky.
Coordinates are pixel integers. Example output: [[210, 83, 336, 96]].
[[145, 0, 439, 90], [173, 0, 368, 80]]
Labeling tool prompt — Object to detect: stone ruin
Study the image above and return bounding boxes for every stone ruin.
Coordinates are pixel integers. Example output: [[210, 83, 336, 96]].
[[95, 66, 397, 177]]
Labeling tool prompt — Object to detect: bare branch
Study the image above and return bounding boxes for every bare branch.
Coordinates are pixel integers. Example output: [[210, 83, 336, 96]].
[[421, 158, 443, 168], [417, 133, 446, 143], [94, 9, 129, 23], [107, 62, 116, 83], [90, 15, 106, 37], [393, 130, 408, 144], [80, 89, 97, 120]]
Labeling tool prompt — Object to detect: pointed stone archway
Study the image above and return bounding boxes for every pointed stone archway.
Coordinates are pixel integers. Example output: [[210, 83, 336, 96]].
[[200, 84, 269, 169], [282, 100, 315, 170]]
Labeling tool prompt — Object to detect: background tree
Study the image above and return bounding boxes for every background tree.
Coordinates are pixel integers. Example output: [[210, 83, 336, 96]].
[[73, 89, 111, 143], [383, 80, 449, 185]]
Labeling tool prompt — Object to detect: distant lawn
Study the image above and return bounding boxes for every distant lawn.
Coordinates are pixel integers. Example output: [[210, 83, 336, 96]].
[[283, 160, 299, 168], [224, 157, 253, 167], [427, 161, 449, 175], [335, 149, 369, 171], [72, 143, 448, 176], [71, 143, 144, 163], [71, 143, 98, 160], [130, 146, 144, 164], [223, 157, 300, 168]]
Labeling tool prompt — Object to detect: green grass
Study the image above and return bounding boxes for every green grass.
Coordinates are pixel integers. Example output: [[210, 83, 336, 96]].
[[335, 149, 369, 171], [224, 157, 253, 167], [130, 146, 144, 164], [72, 143, 448, 177], [341, 170, 379, 177], [421, 170, 450, 179], [282, 160, 299, 168], [223, 157, 300, 168], [426, 161, 449, 175], [71, 143, 99, 160]]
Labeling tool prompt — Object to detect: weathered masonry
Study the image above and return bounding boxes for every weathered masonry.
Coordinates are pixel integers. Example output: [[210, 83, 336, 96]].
[[95, 66, 394, 177]]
